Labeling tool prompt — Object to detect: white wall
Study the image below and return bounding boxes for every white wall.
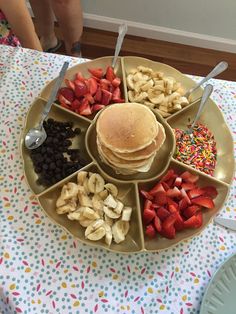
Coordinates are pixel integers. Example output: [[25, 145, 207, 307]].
[[81, 0, 236, 52]]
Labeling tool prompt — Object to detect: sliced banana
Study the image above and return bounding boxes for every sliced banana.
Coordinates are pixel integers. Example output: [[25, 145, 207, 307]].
[[121, 207, 132, 221], [87, 173, 105, 194], [87, 227, 106, 241], [82, 207, 100, 220], [103, 206, 121, 219], [104, 183, 118, 197], [79, 218, 96, 227], [114, 201, 124, 215], [56, 203, 76, 215], [99, 189, 109, 200], [77, 171, 88, 185], [104, 223, 112, 246], [56, 196, 66, 208], [67, 211, 82, 220], [85, 219, 104, 237], [112, 220, 130, 244], [104, 194, 117, 209], [104, 214, 113, 227], [78, 190, 92, 207]]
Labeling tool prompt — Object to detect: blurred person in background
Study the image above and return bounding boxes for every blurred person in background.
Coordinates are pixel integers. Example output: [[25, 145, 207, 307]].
[[29, 0, 83, 56], [0, 0, 42, 50]]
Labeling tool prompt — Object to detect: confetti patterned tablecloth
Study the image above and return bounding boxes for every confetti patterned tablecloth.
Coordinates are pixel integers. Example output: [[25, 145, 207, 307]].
[[0, 45, 236, 314]]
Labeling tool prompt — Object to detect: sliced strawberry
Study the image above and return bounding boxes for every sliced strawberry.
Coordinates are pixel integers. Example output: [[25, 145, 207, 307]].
[[153, 215, 162, 232], [144, 199, 152, 211], [58, 94, 71, 105], [65, 79, 75, 91], [166, 187, 181, 198], [112, 77, 121, 87], [71, 99, 81, 110], [174, 212, 184, 231], [156, 207, 170, 221], [101, 89, 112, 106], [168, 204, 178, 213], [112, 98, 125, 103], [154, 191, 167, 206], [84, 93, 95, 104], [161, 214, 177, 239], [140, 190, 154, 201], [112, 86, 121, 100], [75, 72, 85, 82], [174, 177, 182, 187], [149, 182, 165, 196], [74, 82, 88, 98], [105, 66, 116, 82], [78, 99, 92, 116], [151, 203, 160, 210], [167, 197, 179, 209], [88, 77, 98, 95], [60, 102, 70, 109], [88, 67, 103, 79], [180, 171, 199, 183], [187, 188, 205, 199], [180, 188, 191, 205], [183, 205, 201, 218], [201, 186, 218, 198], [192, 196, 214, 209], [143, 209, 156, 225], [94, 87, 102, 103], [92, 104, 105, 112], [178, 198, 189, 211], [184, 212, 203, 228], [162, 182, 170, 191], [160, 169, 176, 183], [145, 224, 156, 238], [181, 182, 196, 191], [58, 87, 75, 103], [166, 177, 175, 188]]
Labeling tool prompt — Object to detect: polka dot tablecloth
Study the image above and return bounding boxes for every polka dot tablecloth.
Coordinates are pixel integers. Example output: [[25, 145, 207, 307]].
[[0, 45, 236, 314]]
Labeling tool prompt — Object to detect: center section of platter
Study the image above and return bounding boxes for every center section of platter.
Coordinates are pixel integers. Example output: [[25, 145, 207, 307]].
[[86, 102, 175, 181]]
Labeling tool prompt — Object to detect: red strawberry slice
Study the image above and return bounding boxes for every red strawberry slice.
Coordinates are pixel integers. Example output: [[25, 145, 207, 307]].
[[149, 182, 165, 196], [88, 77, 98, 95], [101, 89, 112, 106], [174, 177, 182, 187], [58, 94, 71, 105], [156, 207, 170, 221], [180, 171, 199, 183], [61, 102, 70, 109], [94, 87, 102, 103], [76, 72, 85, 82], [183, 205, 201, 218], [71, 99, 81, 110], [181, 182, 196, 191], [58, 87, 75, 103], [143, 209, 156, 225], [192, 196, 214, 209], [201, 186, 218, 198], [65, 79, 75, 90], [174, 212, 184, 231], [161, 214, 177, 239], [92, 104, 105, 112], [188, 188, 205, 199], [105, 66, 116, 82], [178, 198, 189, 211], [184, 212, 203, 228], [74, 82, 88, 98], [112, 86, 121, 100], [167, 197, 179, 209], [151, 203, 160, 210], [154, 216, 162, 233], [112, 98, 125, 103], [166, 187, 181, 198], [140, 190, 154, 201], [162, 182, 170, 191], [84, 93, 95, 104], [144, 199, 153, 211], [160, 169, 176, 182], [168, 204, 178, 213], [154, 191, 167, 206], [180, 188, 191, 204], [145, 224, 156, 238], [88, 67, 103, 79], [78, 99, 92, 116], [112, 77, 121, 87]]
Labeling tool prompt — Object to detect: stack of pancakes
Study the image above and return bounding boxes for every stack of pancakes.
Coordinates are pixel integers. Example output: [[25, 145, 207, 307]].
[[96, 103, 166, 175]]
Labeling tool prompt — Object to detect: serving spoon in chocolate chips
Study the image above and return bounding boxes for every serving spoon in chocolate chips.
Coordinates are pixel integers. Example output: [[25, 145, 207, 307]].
[[25, 61, 69, 150]]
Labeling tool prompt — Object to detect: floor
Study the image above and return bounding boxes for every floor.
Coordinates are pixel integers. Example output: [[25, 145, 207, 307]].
[[49, 25, 236, 81]]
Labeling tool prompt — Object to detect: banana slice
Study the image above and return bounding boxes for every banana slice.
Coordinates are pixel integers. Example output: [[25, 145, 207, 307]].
[[79, 218, 95, 227], [99, 189, 109, 200], [85, 219, 104, 237], [137, 65, 153, 74], [104, 214, 113, 227], [148, 92, 165, 105], [112, 220, 130, 244], [78, 190, 92, 207], [104, 183, 118, 197], [56, 203, 76, 215], [56, 196, 66, 208], [128, 90, 135, 102], [87, 227, 106, 241], [67, 210, 82, 220], [77, 171, 88, 185], [87, 173, 105, 194], [178, 96, 189, 107], [103, 206, 121, 219], [104, 194, 117, 209], [92, 194, 104, 213], [103, 223, 112, 246], [141, 79, 154, 91], [64, 182, 79, 199], [126, 74, 135, 90], [82, 207, 100, 220], [114, 201, 124, 215], [134, 91, 148, 103], [121, 207, 132, 221]]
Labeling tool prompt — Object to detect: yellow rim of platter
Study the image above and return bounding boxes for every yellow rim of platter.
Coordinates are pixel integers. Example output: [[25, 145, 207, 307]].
[[19, 56, 235, 253]]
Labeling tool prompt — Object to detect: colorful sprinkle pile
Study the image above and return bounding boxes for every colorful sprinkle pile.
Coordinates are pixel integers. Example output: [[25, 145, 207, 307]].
[[174, 123, 217, 175]]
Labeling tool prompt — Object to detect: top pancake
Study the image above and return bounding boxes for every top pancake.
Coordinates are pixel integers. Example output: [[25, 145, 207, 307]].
[[96, 103, 159, 153]]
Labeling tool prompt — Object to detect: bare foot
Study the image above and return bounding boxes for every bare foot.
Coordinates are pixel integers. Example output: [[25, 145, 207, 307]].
[[40, 35, 58, 51]]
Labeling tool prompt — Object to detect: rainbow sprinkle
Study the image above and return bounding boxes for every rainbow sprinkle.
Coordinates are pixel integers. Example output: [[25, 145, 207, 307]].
[[174, 123, 217, 176]]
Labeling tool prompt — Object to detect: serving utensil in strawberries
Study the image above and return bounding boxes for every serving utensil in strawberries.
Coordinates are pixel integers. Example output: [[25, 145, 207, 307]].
[[25, 61, 69, 150], [111, 23, 128, 68], [185, 61, 228, 99]]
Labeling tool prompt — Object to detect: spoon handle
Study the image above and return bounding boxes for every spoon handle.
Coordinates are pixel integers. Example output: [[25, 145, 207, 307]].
[[40, 61, 69, 126], [111, 23, 128, 68], [190, 84, 213, 130], [185, 61, 228, 98]]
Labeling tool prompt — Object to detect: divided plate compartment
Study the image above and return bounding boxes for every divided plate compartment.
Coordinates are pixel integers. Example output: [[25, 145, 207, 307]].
[[20, 56, 234, 253]]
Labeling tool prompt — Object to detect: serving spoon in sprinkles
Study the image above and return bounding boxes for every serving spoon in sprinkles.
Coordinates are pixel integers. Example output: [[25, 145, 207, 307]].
[[174, 84, 217, 176]]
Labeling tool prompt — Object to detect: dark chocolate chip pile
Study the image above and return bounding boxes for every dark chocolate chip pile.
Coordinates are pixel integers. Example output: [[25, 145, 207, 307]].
[[30, 118, 87, 187]]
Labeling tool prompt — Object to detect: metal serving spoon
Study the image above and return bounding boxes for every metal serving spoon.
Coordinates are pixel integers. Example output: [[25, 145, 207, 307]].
[[185, 84, 213, 134], [25, 61, 69, 150], [185, 61, 228, 99], [111, 23, 128, 68]]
